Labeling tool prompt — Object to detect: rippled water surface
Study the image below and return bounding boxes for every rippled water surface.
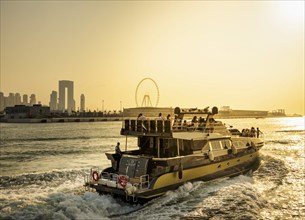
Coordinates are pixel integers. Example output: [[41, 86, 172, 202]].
[[0, 117, 304, 219]]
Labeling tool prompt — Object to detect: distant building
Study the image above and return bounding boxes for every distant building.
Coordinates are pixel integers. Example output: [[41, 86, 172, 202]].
[[270, 109, 286, 117], [218, 106, 268, 118], [30, 94, 36, 106], [3, 97, 8, 110], [0, 92, 4, 111], [58, 80, 75, 113], [15, 93, 21, 105], [80, 94, 85, 112], [8, 93, 15, 107], [5, 104, 50, 119], [49, 91, 58, 111], [22, 94, 28, 105]]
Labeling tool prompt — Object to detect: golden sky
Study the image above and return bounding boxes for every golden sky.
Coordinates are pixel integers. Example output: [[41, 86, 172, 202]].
[[0, 1, 304, 114]]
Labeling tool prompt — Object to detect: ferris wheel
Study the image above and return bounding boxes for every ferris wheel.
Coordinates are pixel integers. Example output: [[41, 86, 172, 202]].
[[135, 78, 160, 107]]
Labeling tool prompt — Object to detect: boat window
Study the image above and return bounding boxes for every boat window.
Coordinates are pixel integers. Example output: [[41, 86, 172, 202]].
[[159, 138, 178, 157], [221, 139, 232, 149], [162, 139, 177, 148], [183, 140, 192, 149], [210, 140, 222, 150], [193, 140, 208, 151], [138, 137, 153, 155], [201, 142, 210, 152]]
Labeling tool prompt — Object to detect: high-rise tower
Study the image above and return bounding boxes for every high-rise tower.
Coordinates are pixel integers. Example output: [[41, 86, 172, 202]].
[[49, 91, 58, 111], [8, 93, 15, 106], [0, 92, 4, 111], [22, 94, 28, 105], [58, 80, 75, 113], [15, 93, 21, 105], [80, 94, 85, 112], [30, 94, 36, 105]]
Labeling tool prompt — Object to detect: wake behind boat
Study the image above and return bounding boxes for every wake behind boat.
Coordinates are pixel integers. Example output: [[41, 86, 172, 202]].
[[84, 107, 264, 202]]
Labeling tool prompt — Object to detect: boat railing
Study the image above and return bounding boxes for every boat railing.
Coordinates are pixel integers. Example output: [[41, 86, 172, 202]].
[[122, 119, 172, 136], [172, 121, 230, 135], [139, 174, 150, 189], [90, 170, 150, 191], [122, 119, 230, 136]]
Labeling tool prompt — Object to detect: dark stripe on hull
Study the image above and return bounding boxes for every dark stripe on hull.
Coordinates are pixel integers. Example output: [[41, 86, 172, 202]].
[[136, 155, 260, 199], [90, 152, 261, 201]]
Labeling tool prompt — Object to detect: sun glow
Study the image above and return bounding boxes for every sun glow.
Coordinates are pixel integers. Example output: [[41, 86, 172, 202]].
[[276, 1, 304, 24]]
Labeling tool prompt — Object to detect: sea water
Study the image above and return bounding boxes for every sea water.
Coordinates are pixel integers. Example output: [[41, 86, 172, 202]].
[[0, 117, 304, 219]]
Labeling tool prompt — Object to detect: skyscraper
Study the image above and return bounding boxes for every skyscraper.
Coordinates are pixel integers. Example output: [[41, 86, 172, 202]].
[[15, 93, 21, 105], [30, 94, 36, 106], [8, 93, 15, 107], [23, 94, 28, 105], [49, 91, 58, 111], [80, 94, 85, 112], [58, 80, 75, 113], [0, 92, 4, 111]]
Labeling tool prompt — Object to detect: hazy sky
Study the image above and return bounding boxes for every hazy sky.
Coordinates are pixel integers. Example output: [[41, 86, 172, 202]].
[[1, 1, 304, 114]]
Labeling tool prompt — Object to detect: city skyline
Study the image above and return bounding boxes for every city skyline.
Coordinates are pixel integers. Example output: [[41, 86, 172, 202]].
[[0, 1, 304, 114], [0, 88, 296, 116], [0, 92, 37, 112], [0, 89, 121, 112]]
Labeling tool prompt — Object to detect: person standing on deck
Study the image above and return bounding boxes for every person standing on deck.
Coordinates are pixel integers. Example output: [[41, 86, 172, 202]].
[[115, 142, 122, 154], [257, 128, 261, 138]]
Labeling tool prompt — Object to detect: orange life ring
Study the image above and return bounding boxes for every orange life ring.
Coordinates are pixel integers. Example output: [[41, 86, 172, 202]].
[[118, 175, 128, 188], [92, 171, 100, 181]]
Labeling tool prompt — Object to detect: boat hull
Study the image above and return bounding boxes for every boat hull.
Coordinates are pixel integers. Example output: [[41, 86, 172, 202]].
[[89, 151, 260, 201]]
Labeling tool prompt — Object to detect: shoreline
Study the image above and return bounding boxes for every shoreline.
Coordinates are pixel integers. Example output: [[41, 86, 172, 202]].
[[0, 117, 123, 123], [0, 115, 302, 123]]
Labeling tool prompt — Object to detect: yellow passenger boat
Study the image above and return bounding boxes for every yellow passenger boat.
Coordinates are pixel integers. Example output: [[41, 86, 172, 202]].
[[85, 107, 264, 202]]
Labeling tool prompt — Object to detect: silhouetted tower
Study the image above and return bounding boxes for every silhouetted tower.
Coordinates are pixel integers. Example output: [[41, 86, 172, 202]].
[[80, 94, 85, 112], [8, 93, 15, 106], [30, 94, 36, 106], [58, 80, 75, 113], [0, 92, 4, 111], [15, 93, 21, 105], [22, 94, 28, 105], [49, 91, 58, 111]]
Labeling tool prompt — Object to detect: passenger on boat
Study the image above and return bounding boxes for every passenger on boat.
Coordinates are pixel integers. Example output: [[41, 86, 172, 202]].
[[191, 116, 199, 129], [198, 117, 205, 130], [192, 116, 198, 123], [250, 127, 256, 137], [137, 113, 146, 120], [205, 118, 215, 133], [115, 142, 122, 154], [114, 142, 122, 171], [166, 114, 171, 120], [243, 128, 249, 137], [257, 127, 261, 138], [241, 129, 246, 137], [182, 120, 188, 130], [157, 113, 163, 120], [173, 115, 181, 130]]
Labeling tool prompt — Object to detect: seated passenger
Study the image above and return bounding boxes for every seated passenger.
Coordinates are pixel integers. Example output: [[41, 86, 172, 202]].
[[157, 113, 163, 120], [192, 116, 198, 123], [182, 120, 188, 130], [173, 116, 181, 130], [250, 127, 256, 137], [137, 113, 146, 120]]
